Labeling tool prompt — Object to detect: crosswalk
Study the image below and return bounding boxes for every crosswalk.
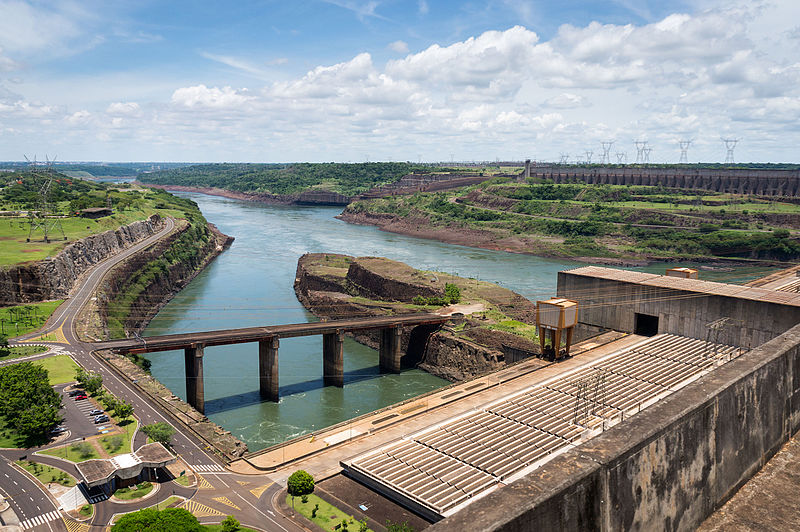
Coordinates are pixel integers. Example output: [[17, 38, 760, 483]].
[[86, 493, 107, 504], [19, 510, 60, 529], [192, 463, 225, 473]]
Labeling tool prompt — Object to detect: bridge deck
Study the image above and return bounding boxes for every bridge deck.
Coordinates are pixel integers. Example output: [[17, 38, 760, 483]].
[[96, 313, 449, 354]]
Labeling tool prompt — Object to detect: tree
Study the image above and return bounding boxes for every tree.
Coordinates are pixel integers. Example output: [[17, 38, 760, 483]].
[[141, 422, 176, 446], [0, 334, 9, 357], [287, 470, 314, 513], [75, 368, 103, 395], [0, 362, 61, 442], [287, 470, 314, 497], [113, 399, 134, 420], [111, 507, 201, 532], [221, 515, 241, 532]]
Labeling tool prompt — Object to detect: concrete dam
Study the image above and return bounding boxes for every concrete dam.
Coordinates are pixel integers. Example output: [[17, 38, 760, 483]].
[[523, 164, 800, 197]]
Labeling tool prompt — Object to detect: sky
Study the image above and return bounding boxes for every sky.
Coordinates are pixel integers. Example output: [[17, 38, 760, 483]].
[[0, 0, 799, 163]]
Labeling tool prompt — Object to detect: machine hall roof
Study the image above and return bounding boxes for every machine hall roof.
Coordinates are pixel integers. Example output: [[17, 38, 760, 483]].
[[562, 266, 800, 308]]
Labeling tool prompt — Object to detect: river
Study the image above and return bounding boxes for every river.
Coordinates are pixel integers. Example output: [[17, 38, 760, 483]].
[[143, 193, 776, 450]]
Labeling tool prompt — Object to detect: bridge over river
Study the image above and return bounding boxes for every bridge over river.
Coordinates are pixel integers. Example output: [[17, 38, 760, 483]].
[[97, 313, 449, 413]]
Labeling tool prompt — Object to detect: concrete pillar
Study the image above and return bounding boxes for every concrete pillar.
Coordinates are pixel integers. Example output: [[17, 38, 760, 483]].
[[380, 325, 403, 373], [323, 331, 344, 387], [259, 337, 279, 402], [184, 344, 205, 414]]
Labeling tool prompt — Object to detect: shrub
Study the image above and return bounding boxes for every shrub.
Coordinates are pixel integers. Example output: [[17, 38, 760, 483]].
[[221, 515, 240, 532]]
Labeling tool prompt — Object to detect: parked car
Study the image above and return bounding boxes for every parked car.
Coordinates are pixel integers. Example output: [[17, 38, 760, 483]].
[[74, 394, 88, 400], [68, 389, 83, 397], [94, 415, 109, 424], [88, 409, 103, 416]]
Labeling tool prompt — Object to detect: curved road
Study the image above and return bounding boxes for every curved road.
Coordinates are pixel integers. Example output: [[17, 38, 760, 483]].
[[4, 217, 302, 531]]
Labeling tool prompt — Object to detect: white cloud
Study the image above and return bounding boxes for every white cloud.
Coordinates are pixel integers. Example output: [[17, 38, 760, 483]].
[[418, 0, 428, 15], [388, 40, 409, 53], [171, 85, 252, 108], [106, 102, 140, 115], [4, 2, 800, 162]]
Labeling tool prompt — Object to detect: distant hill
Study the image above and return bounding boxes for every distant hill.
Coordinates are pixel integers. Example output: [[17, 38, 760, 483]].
[[136, 162, 434, 196]]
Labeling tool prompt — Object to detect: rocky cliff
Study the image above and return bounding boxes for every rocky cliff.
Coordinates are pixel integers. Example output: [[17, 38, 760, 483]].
[[0, 215, 164, 305], [294, 253, 544, 381]]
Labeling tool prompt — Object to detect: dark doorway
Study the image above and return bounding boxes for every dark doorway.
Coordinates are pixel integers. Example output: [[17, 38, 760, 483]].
[[634, 313, 659, 336]]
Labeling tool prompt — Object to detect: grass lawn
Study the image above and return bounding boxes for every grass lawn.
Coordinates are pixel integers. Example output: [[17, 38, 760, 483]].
[[16, 460, 76, 486], [158, 495, 183, 508], [114, 481, 153, 500], [40, 441, 101, 462], [174, 473, 191, 486], [287, 493, 373, 532], [0, 345, 48, 361], [0, 300, 63, 337], [78, 504, 93, 517], [34, 355, 79, 385], [100, 428, 133, 456]]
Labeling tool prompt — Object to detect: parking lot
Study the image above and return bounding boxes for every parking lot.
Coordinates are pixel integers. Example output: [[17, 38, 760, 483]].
[[56, 384, 116, 440]]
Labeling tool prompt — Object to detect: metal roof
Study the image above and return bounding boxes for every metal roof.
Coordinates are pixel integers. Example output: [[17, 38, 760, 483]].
[[563, 266, 800, 307]]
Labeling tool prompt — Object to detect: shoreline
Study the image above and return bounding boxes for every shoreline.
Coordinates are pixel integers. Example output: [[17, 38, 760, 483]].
[[137, 183, 786, 269]]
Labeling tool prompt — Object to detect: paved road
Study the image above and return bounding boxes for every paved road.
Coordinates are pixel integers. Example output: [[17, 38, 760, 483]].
[[5, 217, 304, 531]]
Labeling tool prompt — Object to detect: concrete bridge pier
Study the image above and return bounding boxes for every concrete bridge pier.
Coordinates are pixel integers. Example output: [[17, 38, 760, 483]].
[[184, 343, 205, 414], [380, 325, 403, 373], [323, 331, 344, 387], [259, 337, 279, 402]]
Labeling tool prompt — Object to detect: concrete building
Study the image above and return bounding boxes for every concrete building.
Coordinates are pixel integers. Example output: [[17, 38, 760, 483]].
[[74, 443, 175, 493]]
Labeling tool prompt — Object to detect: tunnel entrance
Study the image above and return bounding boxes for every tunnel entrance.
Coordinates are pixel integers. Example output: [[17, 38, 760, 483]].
[[634, 313, 659, 336]]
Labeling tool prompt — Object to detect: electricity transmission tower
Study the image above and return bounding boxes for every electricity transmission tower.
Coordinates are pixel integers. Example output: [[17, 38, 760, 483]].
[[634, 140, 648, 164], [615, 152, 627, 164], [25, 155, 66, 243], [642, 146, 652, 164], [600, 141, 614, 165], [584, 150, 593, 164], [559, 154, 570, 165], [722, 138, 739, 164], [679, 139, 692, 164]]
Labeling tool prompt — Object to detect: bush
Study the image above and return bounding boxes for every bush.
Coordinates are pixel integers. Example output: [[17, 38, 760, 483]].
[[221, 515, 240, 532], [444, 283, 461, 304]]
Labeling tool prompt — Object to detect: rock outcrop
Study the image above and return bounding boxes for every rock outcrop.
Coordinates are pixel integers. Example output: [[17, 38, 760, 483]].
[[294, 253, 543, 381], [0, 215, 164, 305]]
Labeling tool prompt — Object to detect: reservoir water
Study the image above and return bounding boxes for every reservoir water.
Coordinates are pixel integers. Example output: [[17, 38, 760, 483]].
[[144, 193, 776, 450]]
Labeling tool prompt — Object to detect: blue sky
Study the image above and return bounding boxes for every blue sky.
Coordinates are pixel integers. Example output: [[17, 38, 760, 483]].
[[1, 0, 799, 162]]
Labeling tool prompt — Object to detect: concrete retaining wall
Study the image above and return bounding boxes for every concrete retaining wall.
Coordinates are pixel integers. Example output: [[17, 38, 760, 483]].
[[556, 272, 800, 348], [430, 322, 800, 531]]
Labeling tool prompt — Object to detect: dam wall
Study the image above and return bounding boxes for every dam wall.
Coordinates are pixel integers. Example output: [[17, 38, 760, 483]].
[[431, 321, 800, 531], [528, 166, 800, 197]]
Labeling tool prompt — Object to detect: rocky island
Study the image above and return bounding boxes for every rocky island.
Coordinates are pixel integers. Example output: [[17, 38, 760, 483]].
[[294, 252, 546, 381]]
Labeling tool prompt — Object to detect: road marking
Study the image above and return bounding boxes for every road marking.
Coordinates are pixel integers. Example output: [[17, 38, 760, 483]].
[[249, 483, 273, 499], [197, 475, 214, 490], [179, 500, 225, 517], [236, 480, 249, 486], [193, 464, 224, 473], [62, 517, 90, 532], [212, 496, 241, 510], [19, 510, 60, 529]]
